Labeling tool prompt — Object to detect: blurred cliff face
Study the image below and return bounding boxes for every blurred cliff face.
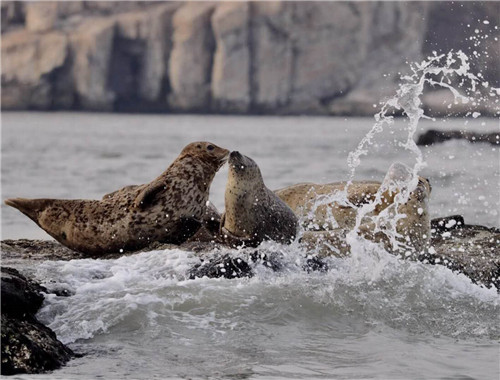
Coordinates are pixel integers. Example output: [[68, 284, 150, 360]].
[[1, 1, 498, 115]]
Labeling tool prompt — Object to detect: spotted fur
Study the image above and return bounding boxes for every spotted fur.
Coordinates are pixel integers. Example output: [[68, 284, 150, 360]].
[[5, 142, 229, 256], [276, 177, 432, 255], [221, 151, 298, 247]]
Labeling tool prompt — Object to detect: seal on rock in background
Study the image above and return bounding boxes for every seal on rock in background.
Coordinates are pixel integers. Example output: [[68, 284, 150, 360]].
[[276, 163, 432, 256], [5, 142, 229, 256], [221, 151, 298, 247]]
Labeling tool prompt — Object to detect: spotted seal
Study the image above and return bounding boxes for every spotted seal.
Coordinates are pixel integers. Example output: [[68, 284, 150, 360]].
[[5, 142, 229, 256], [276, 163, 432, 256], [221, 151, 298, 247]]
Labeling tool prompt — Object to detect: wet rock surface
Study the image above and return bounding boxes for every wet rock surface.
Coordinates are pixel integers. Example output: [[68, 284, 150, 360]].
[[2, 239, 86, 261], [422, 217, 500, 289], [188, 250, 328, 280], [416, 130, 500, 146], [1, 267, 74, 375], [1, 215, 498, 288]]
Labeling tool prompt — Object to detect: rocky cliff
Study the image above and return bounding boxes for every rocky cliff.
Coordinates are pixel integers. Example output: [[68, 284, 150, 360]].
[[1, 1, 498, 115]]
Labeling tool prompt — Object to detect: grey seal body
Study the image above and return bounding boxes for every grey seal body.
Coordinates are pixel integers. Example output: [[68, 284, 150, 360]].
[[221, 151, 298, 247], [5, 142, 229, 256]]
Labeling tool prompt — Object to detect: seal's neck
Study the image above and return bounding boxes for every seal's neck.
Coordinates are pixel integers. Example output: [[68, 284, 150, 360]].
[[159, 155, 218, 192]]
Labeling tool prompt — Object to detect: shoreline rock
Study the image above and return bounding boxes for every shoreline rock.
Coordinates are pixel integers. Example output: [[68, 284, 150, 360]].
[[417, 129, 500, 146], [2, 215, 499, 288], [421, 217, 500, 289], [1, 267, 74, 375]]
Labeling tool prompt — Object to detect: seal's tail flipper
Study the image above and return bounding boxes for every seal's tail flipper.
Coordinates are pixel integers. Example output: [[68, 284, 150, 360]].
[[4, 198, 51, 223]]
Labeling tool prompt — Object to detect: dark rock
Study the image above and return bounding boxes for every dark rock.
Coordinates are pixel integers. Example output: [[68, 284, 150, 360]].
[[422, 217, 500, 289], [187, 254, 253, 280], [1, 239, 85, 261], [416, 130, 500, 146], [186, 250, 329, 280], [431, 215, 465, 232], [1, 316, 73, 376], [1, 267, 73, 375], [1, 267, 45, 317], [303, 256, 329, 273], [248, 251, 284, 272]]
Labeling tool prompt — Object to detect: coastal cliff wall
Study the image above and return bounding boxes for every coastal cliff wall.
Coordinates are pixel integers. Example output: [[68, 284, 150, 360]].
[[1, 1, 498, 115]]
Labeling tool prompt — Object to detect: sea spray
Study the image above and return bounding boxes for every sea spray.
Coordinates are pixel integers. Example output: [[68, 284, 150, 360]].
[[304, 49, 499, 256]]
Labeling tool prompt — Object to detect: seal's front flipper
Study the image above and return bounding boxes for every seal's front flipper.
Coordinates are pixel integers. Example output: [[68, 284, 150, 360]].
[[166, 217, 203, 245], [134, 181, 165, 209]]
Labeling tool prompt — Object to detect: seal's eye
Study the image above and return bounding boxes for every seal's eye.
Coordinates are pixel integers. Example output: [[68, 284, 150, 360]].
[[197, 144, 202, 149], [207, 144, 215, 151]]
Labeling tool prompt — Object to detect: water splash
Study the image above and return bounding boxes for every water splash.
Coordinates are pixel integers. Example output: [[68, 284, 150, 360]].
[[307, 50, 499, 255]]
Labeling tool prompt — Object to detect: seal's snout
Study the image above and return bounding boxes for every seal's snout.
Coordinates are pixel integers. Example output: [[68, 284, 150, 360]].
[[229, 151, 243, 165], [220, 150, 230, 163]]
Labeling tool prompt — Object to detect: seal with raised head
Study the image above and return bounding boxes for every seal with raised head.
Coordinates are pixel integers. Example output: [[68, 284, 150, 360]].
[[221, 151, 298, 247], [5, 142, 229, 256]]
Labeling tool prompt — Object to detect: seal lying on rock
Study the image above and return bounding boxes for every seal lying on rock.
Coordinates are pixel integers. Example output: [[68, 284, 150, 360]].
[[5, 142, 229, 256], [276, 163, 432, 256], [221, 151, 298, 247]]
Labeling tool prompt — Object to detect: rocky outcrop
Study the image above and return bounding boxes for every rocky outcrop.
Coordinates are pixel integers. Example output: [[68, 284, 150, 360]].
[[1, 267, 73, 375], [2, 214, 499, 287], [422, 216, 500, 290], [416, 129, 500, 146], [3, 1, 495, 114]]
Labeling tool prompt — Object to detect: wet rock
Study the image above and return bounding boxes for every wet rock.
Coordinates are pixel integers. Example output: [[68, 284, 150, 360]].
[[1, 267, 45, 316], [303, 256, 329, 273], [2, 222, 497, 288], [416, 129, 500, 146], [187, 254, 253, 280], [430, 215, 465, 232], [186, 250, 328, 280], [422, 217, 500, 289], [1, 239, 85, 262], [1, 267, 73, 375]]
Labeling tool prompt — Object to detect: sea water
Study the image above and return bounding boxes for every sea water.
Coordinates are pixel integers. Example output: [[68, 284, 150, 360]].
[[2, 43, 500, 380], [1, 112, 499, 379]]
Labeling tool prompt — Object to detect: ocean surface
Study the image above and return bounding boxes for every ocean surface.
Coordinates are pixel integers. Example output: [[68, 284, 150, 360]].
[[1, 112, 499, 379]]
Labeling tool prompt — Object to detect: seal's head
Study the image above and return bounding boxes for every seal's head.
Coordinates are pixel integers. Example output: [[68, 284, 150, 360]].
[[179, 142, 229, 170], [415, 177, 431, 201], [227, 151, 264, 185]]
